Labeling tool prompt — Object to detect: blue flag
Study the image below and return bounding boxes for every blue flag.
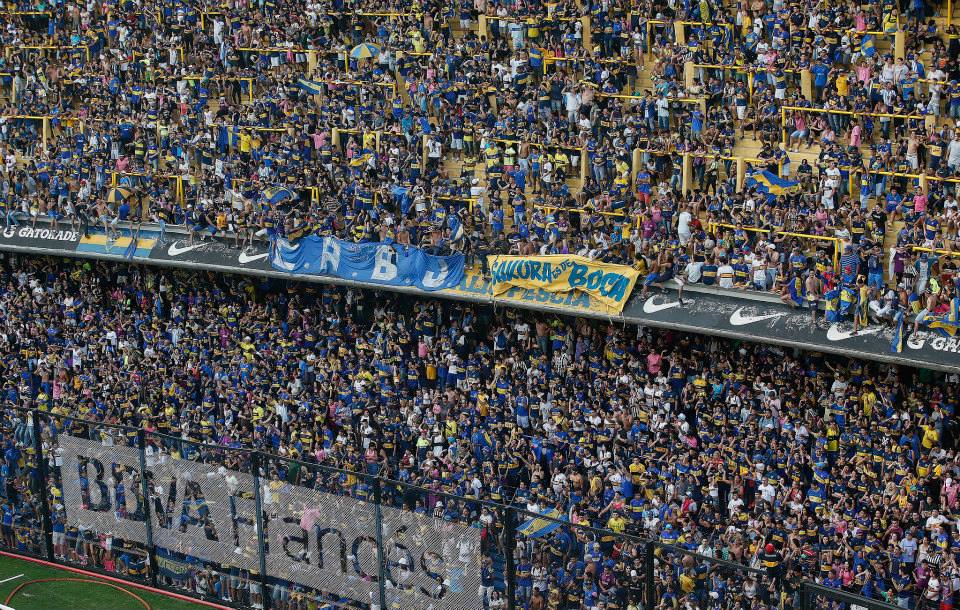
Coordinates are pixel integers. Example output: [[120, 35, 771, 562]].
[[517, 508, 566, 539], [824, 288, 841, 322], [296, 78, 325, 95], [744, 170, 800, 197], [861, 35, 876, 58], [891, 311, 905, 353], [448, 213, 464, 241], [124, 236, 138, 260], [926, 297, 960, 338]]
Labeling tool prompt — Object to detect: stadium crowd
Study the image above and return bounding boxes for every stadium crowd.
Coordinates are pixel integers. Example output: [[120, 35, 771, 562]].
[[0, 0, 959, 608], [0, 0, 959, 311], [0, 256, 958, 610]]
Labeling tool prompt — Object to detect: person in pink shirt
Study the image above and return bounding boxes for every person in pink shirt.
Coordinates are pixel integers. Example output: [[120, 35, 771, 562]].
[[914, 188, 928, 215], [646, 350, 662, 375], [849, 121, 862, 147]]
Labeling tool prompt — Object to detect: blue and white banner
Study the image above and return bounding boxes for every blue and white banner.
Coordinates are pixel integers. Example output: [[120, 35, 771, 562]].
[[271, 236, 464, 291]]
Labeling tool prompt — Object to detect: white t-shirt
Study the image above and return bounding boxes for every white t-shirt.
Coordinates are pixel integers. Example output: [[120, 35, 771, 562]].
[[718, 264, 735, 288]]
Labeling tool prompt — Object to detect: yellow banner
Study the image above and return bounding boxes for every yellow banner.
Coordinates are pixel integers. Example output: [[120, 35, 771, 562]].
[[486, 255, 640, 313]]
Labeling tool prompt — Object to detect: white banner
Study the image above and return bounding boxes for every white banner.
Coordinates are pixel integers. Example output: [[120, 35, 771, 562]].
[[58, 435, 482, 608]]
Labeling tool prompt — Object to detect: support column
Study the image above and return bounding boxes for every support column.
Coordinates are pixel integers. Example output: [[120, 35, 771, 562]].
[[894, 30, 905, 60], [504, 508, 517, 610], [137, 429, 158, 588], [42, 117, 50, 151], [373, 477, 387, 610], [581, 16, 592, 49], [684, 61, 695, 89], [736, 157, 747, 191], [674, 22, 686, 46], [32, 411, 54, 562], [251, 452, 271, 610], [631, 148, 643, 187], [800, 69, 812, 101], [644, 541, 656, 610], [681, 152, 692, 195]]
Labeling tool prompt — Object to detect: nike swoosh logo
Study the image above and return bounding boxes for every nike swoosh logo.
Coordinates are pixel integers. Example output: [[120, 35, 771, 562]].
[[168, 242, 205, 257], [642, 297, 681, 314], [826, 324, 883, 341], [238, 251, 268, 264], [729, 307, 788, 326]]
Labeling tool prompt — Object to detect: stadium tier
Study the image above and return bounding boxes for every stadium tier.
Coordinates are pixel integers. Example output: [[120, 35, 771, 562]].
[[0, 257, 954, 610], [0, 0, 958, 609]]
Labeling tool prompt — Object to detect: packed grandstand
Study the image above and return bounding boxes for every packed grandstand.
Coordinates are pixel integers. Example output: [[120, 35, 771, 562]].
[[0, 0, 959, 609]]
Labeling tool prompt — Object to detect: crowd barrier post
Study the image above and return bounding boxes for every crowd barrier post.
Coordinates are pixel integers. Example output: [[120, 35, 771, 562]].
[[372, 476, 388, 610], [251, 451, 272, 610], [504, 506, 518, 610], [136, 429, 159, 589], [780, 106, 789, 149], [42, 117, 50, 151], [800, 581, 812, 610], [632, 148, 643, 187], [674, 21, 686, 45], [681, 152, 693, 195], [894, 30, 905, 59], [684, 61, 695, 89], [581, 16, 592, 48], [32, 409, 54, 561], [478, 14, 488, 38], [644, 541, 656, 610], [800, 69, 813, 99], [736, 156, 747, 190]]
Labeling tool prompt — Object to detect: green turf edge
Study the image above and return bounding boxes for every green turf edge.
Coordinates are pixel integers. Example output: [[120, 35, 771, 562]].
[[0, 553, 218, 610]]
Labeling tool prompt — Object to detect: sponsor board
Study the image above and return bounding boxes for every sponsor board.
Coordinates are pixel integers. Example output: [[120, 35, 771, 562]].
[[148, 237, 274, 271], [0, 225, 80, 250], [625, 292, 959, 371], [907, 331, 960, 354]]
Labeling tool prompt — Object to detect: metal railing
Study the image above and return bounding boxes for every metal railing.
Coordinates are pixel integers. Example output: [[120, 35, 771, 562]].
[[0, 405, 898, 610]]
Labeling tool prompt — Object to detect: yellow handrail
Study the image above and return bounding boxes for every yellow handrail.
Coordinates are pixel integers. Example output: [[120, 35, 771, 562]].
[[711, 222, 841, 270]]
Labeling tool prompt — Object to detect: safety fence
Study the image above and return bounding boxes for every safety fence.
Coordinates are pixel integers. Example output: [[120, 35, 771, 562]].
[[0, 405, 900, 610], [708, 221, 843, 270]]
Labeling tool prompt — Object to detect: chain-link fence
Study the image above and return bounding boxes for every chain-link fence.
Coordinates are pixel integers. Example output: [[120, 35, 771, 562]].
[[0, 407, 46, 558], [45, 413, 152, 581], [0, 406, 905, 610]]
